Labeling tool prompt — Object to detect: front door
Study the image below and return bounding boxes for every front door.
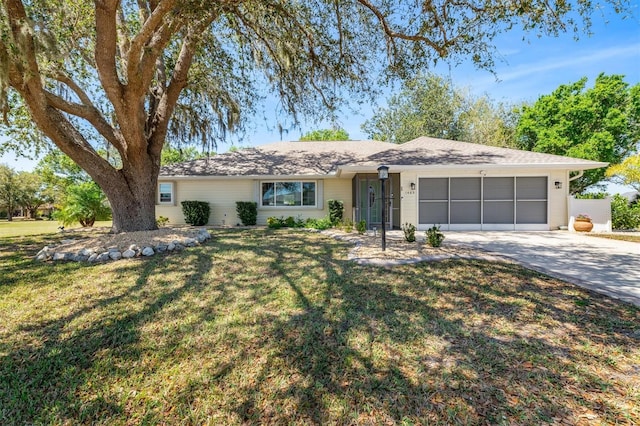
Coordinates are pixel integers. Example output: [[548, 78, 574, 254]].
[[357, 176, 391, 230]]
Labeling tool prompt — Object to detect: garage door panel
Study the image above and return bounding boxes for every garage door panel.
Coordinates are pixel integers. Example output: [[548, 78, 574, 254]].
[[451, 201, 481, 224], [484, 177, 514, 200], [517, 201, 547, 224], [450, 178, 480, 200], [419, 178, 448, 200], [484, 201, 514, 224], [419, 201, 448, 224], [517, 177, 547, 200]]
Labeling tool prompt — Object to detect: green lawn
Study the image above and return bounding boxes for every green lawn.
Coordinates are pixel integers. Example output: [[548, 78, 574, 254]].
[[0, 219, 112, 238], [0, 229, 638, 425]]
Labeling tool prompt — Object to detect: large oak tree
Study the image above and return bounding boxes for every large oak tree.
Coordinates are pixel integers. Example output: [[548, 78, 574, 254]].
[[0, 0, 631, 232]]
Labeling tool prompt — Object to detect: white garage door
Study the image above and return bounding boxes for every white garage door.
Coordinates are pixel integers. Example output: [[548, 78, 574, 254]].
[[418, 176, 548, 230]]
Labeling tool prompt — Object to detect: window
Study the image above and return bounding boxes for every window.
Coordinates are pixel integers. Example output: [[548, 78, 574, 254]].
[[158, 182, 174, 204], [261, 181, 316, 207]]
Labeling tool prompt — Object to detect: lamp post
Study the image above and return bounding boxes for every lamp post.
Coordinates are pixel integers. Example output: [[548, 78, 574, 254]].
[[377, 165, 389, 251]]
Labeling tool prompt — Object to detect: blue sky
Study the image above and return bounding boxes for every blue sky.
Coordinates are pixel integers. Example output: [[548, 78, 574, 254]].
[[2, 5, 639, 194]]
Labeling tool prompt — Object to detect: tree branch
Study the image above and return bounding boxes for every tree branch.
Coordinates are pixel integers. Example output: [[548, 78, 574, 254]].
[[44, 85, 123, 155], [147, 28, 200, 156], [356, 0, 444, 55], [126, 0, 176, 81], [115, 5, 131, 70], [94, 0, 125, 113]]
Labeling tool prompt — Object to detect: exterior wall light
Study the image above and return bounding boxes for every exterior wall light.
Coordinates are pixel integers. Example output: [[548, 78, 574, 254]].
[[555, 181, 562, 189], [410, 182, 416, 191]]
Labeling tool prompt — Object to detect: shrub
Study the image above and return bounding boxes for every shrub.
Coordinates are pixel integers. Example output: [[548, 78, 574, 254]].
[[305, 216, 333, 230], [236, 201, 258, 226], [342, 218, 354, 233], [426, 225, 445, 247], [267, 216, 283, 229], [611, 194, 640, 230], [53, 182, 111, 227], [268, 216, 310, 229], [574, 192, 608, 199], [356, 220, 366, 234], [402, 223, 416, 242], [156, 216, 169, 227], [327, 200, 344, 225], [181, 201, 210, 226]]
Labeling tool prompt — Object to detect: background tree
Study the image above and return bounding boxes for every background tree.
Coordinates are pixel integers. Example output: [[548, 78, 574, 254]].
[[362, 73, 518, 146], [299, 128, 350, 141], [53, 182, 111, 227], [458, 97, 520, 148], [0, 1, 631, 232], [15, 172, 52, 218], [516, 74, 640, 193], [0, 164, 19, 220], [161, 146, 208, 166], [606, 154, 640, 192], [362, 73, 465, 143]]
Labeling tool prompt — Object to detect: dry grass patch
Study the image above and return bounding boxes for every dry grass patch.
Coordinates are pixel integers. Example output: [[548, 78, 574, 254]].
[[586, 233, 640, 243], [0, 228, 638, 425]]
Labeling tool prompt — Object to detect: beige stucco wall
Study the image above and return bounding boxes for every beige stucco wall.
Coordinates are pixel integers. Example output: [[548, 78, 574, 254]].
[[400, 171, 419, 227], [156, 178, 354, 226], [156, 179, 254, 225]]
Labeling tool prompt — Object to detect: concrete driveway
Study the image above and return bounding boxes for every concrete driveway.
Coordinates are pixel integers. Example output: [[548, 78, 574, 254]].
[[444, 231, 640, 307]]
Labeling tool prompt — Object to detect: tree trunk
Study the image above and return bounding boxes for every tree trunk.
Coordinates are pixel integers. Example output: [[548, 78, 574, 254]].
[[98, 163, 159, 233]]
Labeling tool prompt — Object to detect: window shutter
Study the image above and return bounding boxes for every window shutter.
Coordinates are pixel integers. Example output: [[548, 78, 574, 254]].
[[317, 180, 324, 210], [253, 180, 260, 205]]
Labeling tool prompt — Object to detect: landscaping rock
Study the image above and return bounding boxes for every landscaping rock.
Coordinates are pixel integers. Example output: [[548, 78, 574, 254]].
[[109, 251, 122, 260], [53, 252, 67, 261], [122, 249, 136, 259], [97, 252, 110, 262], [35, 227, 213, 264]]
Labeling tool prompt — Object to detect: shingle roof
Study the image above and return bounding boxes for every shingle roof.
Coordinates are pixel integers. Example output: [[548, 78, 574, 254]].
[[159, 137, 607, 177]]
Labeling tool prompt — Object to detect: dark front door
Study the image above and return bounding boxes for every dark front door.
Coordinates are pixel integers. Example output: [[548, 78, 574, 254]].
[[357, 175, 392, 230]]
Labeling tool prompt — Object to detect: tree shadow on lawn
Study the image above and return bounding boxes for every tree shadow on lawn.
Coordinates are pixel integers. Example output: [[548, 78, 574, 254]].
[[210, 230, 638, 424], [0, 233, 82, 291], [1, 247, 215, 424], [1, 229, 638, 424]]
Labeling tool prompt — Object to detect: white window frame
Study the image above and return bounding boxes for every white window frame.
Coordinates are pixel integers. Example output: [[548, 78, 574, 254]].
[[158, 182, 175, 205], [260, 180, 317, 208]]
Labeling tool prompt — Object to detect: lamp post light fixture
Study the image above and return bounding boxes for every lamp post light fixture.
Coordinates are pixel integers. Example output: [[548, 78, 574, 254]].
[[377, 165, 389, 251]]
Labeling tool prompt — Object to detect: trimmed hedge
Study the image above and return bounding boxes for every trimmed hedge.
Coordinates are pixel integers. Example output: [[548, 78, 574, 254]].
[[181, 201, 210, 226], [236, 201, 258, 226], [327, 199, 344, 225]]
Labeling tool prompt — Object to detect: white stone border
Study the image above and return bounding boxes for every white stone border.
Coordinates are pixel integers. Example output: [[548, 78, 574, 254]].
[[34, 228, 211, 263]]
